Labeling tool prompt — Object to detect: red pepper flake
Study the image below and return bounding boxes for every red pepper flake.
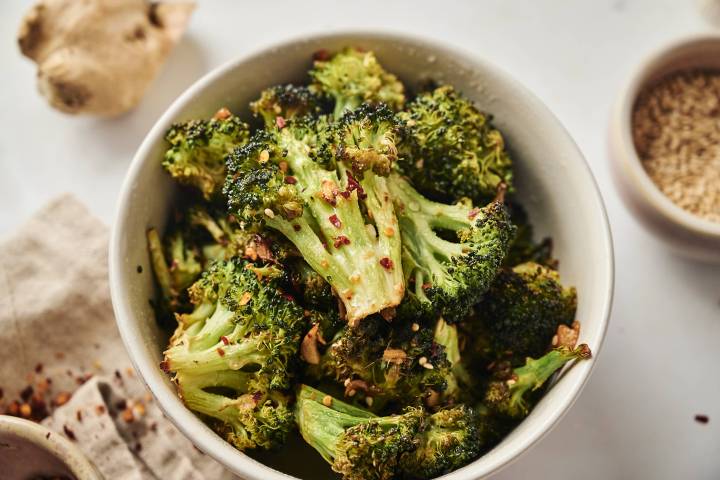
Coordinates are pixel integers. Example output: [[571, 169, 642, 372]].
[[379, 257, 394, 270], [333, 236, 351, 248], [115, 399, 127, 410], [45, 432, 51, 440], [159, 360, 170, 372], [339, 190, 350, 199], [95, 405, 106, 415], [114, 370, 122, 381], [282, 292, 296, 302], [345, 172, 367, 200], [34, 363, 43, 374], [276, 116, 286, 129], [313, 49, 331, 61], [76, 410, 83, 422], [216, 347, 226, 357], [220, 336, 229, 345], [150, 422, 158, 433], [284, 175, 297, 184], [329, 214, 342, 228], [63, 424, 77, 441], [695, 414, 710, 424], [293, 224, 301, 232], [468, 208, 480, 220], [421, 282, 432, 290]]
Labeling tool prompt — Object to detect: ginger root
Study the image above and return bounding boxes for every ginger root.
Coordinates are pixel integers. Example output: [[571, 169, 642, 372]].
[[18, 0, 195, 116]]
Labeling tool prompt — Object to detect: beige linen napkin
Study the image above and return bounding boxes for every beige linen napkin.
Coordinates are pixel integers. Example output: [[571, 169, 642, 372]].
[[0, 194, 236, 480]]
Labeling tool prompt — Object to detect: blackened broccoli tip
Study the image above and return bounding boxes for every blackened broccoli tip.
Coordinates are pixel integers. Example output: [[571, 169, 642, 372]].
[[389, 174, 515, 324], [484, 344, 591, 419], [224, 114, 404, 325], [398, 85, 513, 204], [250, 84, 325, 128], [163, 258, 307, 450], [474, 261, 578, 361], [162, 110, 250, 199], [310, 47, 405, 118], [295, 385, 481, 480]]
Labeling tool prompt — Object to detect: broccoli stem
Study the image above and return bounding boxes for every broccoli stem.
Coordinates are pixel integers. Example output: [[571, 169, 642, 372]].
[[147, 228, 173, 300], [166, 332, 269, 375]]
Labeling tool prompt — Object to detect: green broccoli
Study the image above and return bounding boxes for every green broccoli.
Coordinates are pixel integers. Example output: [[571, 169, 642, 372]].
[[224, 105, 404, 325], [398, 85, 513, 205], [310, 47, 405, 118], [484, 344, 591, 419], [163, 109, 250, 199], [162, 259, 307, 450], [308, 315, 453, 410], [250, 84, 326, 128], [146, 226, 202, 311], [472, 262, 577, 362], [388, 174, 515, 324], [433, 318, 475, 403], [289, 259, 335, 312], [295, 385, 480, 480]]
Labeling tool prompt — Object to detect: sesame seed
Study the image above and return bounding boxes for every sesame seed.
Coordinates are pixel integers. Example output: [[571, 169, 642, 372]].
[[422, 363, 434, 370], [347, 389, 357, 397], [264, 208, 275, 219], [551, 335, 559, 346], [344, 378, 351, 387], [418, 356, 427, 365], [507, 378, 517, 386], [365, 397, 374, 407], [322, 395, 333, 407], [258, 150, 270, 163], [411, 323, 420, 332]]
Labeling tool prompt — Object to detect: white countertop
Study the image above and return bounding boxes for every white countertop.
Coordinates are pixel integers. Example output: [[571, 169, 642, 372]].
[[1, 1, 719, 478]]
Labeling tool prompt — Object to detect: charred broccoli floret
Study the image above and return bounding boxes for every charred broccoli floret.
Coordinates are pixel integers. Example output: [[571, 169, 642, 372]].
[[289, 259, 335, 311], [250, 84, 326, 128], [484, 344, 591, 419], [398, 85, 512, 204], [163, 109, 250, 199], [308, 316, 452, 410], [473, 262, 577, 362], [388, 174, 515, 324], [310, 48, 405, 118], [295, 385, 480, 480], [224, 105, 404, 324], [162, 259, 307, 450]]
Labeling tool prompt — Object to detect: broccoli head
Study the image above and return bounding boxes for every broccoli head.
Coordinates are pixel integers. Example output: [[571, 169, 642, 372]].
[[388, 174, 515, 324], [473, 262, 577, 362], [398, 85, 513, 205], [295, 385, 481, 480], [224, 107, 404, 325], [163, 109, 250, 199], [484, 344, 591, 419], [310, 48, 405, 118], [250, 84, 326, 128]]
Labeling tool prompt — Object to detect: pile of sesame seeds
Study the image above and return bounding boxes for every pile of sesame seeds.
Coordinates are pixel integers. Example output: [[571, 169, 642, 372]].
[[632, 69, 720, 223]]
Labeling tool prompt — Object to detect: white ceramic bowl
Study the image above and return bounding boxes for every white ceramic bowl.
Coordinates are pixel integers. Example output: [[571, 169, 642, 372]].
[[110, 32, 614, 479], [0, 415, 103, 479], [609, 35, 720, 263]]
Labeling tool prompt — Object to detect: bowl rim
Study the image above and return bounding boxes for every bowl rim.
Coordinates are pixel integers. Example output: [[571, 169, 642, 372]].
[[0, 415, 102, 480], [614, 33, 720, 238], [109, 29, 614, 480]]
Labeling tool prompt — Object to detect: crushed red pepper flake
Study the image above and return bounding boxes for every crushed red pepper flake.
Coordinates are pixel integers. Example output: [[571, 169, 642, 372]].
[[20, 386, 34, 402], [275, 116, 286, 129], [468, 208, 480, 220], [34, 363, 43, 374], [333, 236, 351, 248], [216, 347, 226, 357], [63, 424, 77, 441], [76, 410, 83, 422], [345, 172, 367, 199], [379, 257, 394, 270], [695, 414, 710, 424], [293, 224, 301, 231], [95, 405, 106, 415], [284, 175, 297, 184], [159, 360, 170, 373], [329, 214, 342, 228], [220, 336, 229, 345]]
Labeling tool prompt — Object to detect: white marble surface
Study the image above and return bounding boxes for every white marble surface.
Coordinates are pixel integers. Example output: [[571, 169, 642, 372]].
[[1, 1, 719, 478]]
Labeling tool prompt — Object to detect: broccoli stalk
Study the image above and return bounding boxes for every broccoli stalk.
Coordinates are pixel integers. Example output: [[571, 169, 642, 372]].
[[433, 318, 473, 402], [388, 174, 515, 323], [310, 48, 405, 118], [295, 385, 480, 480], [162, 109, 250, 199], [163, 259, 306, 450], [484, 344, 591, 419], [147, 227, 202, 309], [224, 106, 404, 325]]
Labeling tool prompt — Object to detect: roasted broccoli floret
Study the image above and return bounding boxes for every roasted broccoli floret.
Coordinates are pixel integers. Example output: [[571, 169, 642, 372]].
[[503, 202, 555, 268], [250, 84, 326, 128], [147, 227, 202, 310], [224, 105, 404, 324], [433, 318, 474, 403], [163, 109, 250, 199], [484, 344, 591, 419], [398, 85, 513, 205], [162, 259, 307, 450], [388, 174, 515, 324], [473, 262, 577, 362], [310, 48, 405, 118], [308, 316, 452, 410], [296, 385, 480, 480], [289, 259, 335, 311]]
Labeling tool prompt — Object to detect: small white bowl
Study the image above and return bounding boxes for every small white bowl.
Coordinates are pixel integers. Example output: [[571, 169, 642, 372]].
[[110, 32, 614, 479], [0, 415, 102, 479], [609, 35, 720, 263]]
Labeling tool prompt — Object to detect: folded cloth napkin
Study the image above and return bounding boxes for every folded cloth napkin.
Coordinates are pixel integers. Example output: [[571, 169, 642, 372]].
[[0, 194, 236, 480]]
